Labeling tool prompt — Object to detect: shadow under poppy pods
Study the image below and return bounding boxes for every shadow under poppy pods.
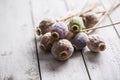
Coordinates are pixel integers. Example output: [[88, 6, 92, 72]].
[[39, 32, 54, 51], [86, 34, 106, 53], [71, 32, 88, 50], [51, 22, 68, 40], [36, 19, 55, 35], [68, 16, 85, 33], [51, 39, 74, 61]]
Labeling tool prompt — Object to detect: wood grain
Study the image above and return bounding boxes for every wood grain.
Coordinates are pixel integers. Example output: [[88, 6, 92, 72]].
[[31, 0, 89, 80], [0, 0, 40, 80]]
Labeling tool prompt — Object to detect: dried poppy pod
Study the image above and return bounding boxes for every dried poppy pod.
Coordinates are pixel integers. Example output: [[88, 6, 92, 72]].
[[68, 16, 85, 33], [65, 31, 76, 40], [51, 39, 74, 61], [71, 32, 88, 50], [82, 12, 99, 28], [51, 22, 69, 40], [39, 32, 54, 51], [36, 19, 55, 35], [86, 34, 106, 52]]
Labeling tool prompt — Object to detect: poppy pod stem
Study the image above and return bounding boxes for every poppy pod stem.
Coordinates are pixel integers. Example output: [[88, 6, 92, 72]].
[[82, 3, 120, 34], [81, 21, 120, 32], [56, 3, 119, 23]]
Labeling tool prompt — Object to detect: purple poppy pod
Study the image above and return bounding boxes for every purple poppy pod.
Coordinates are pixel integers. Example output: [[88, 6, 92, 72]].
[[71, 32, 88, 50], [51, 39, 74, 61], [86, 34, 106, 53], [39, 32, 54, 51], [51, 22, 69, 40], [36, 19, 55, 35]]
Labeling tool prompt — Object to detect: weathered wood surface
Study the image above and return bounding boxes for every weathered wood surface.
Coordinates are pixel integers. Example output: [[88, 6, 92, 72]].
[[0, 0, 40, 80], [100, 0, 120, 37], [0, 0, 120, 80], [82, 0, 120, 80]]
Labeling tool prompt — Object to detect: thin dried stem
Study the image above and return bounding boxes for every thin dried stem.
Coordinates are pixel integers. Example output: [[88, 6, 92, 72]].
[[65, 0, 73, 11], [81, 21, 120, 32], [87, 3, 120, 33], [58, 3, 97, 22]]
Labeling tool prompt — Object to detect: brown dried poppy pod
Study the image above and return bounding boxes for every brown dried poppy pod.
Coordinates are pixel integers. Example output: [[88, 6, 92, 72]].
[[86, 34, 106, 53], [51, 39, 74, 61], [39, 32, 54, 51], [36, 19, 55, 35], [82, 12, 99, 28]]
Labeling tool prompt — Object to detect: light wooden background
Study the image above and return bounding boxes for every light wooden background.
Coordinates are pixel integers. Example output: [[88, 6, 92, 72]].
[[0, 0, 120, 80]]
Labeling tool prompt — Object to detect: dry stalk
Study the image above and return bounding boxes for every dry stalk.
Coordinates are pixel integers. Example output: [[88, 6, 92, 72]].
[[87, 3, 120, 33]]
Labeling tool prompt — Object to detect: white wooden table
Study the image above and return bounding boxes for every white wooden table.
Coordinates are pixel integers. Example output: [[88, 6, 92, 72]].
[[0, 0, 120, 80]]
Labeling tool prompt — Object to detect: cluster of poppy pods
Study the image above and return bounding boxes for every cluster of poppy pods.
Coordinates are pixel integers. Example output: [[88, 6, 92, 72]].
[[36, 12, 106, 61]]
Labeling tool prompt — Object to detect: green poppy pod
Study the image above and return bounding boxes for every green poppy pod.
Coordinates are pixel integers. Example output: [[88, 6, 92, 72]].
[[68, 16, 85, 33]]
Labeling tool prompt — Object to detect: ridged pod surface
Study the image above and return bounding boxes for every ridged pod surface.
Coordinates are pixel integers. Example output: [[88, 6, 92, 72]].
[[51, 22, 68, 40], [51, 39, 74, 61], [82, 12, 99, 28], [68, 16, 85, 32], [36, 19, 55, 35], [71, 32, 88, 50], [39, 32, 54, 51], [86, 34, 106, 52]]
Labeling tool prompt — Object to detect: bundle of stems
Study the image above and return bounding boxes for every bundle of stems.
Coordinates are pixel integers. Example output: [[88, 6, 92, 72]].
[[57, 2, 120, 33]]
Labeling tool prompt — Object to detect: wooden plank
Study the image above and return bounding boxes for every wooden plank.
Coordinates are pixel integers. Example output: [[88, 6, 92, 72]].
[[100, 0, 120, 37], [0, 0, 40, 80], [31, 0, 89, 80], [81, 0, 120, 80]]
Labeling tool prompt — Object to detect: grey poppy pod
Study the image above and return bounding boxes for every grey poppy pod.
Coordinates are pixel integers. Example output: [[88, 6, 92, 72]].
[[51, 22, 69, 40], [86, 34, 106, 53], [36, 19, 55, 35], [51, 39, 74, 61], [39, 32, 54, 51], [68, 16, 85, 33], [71, 32, 88, 50], [82, 12, 99, 28]]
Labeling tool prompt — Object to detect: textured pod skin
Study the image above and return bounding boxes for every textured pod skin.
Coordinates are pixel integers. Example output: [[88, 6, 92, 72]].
[[51, 39, 74, 61], [65, 31, 76, 40], [69, 16, 85, 32], [37, 19, 55, 35], [40, 32, 54, 51], [71, 32, 88, 50], [82, 12, 99, 28], [86, 34, 106, 52], [51, 22, 68, 40]]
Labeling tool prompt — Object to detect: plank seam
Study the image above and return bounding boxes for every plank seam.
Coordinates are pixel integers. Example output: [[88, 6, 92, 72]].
[[81, 51, 92, 80], [100, 0, 120, 39], [29, 0, 42, 80], [63, 0, 92, 79]]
